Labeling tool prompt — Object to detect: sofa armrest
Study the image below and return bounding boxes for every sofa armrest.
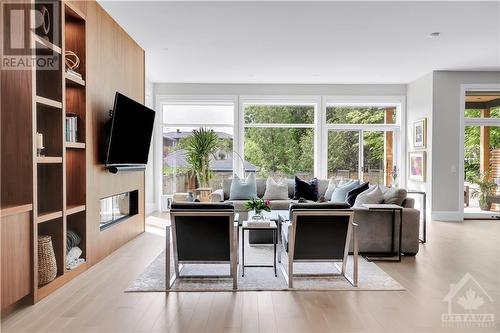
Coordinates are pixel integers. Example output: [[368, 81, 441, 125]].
[[211, 189, 224, 202]]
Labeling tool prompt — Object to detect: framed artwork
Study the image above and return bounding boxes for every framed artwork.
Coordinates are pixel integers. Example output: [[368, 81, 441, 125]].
[[413, 118, 427, 148], [409, 151, 426, 182]]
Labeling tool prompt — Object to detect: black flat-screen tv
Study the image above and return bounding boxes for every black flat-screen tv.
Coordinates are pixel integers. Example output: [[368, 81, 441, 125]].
[[105, 92, 155, 167]]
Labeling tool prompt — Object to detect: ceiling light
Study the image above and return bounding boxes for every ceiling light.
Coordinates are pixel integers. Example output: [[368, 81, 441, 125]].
[[429, 32, 441, 39]]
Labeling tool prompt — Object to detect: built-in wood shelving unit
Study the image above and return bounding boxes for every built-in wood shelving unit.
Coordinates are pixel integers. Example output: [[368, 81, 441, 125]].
[[29, 0, 88, 303]]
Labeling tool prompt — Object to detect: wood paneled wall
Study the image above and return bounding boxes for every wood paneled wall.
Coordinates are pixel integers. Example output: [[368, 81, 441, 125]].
[[81, 1, 145, 265]]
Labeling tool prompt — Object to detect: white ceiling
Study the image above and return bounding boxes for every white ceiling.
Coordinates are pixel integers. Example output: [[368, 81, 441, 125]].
[[98, 1, 500, 84]]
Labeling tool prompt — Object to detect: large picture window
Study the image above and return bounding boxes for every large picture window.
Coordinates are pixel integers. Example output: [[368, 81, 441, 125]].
[[243, 103, 316, 179], [162, 102, 234, 196], [157, 96, 403, 209]]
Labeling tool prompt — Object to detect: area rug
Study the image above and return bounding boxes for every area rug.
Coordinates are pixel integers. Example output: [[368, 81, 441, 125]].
[[126, 241, 405, 292]]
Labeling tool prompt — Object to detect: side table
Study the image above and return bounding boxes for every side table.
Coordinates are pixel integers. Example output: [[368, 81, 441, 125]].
[[241, 220, 278, 277]]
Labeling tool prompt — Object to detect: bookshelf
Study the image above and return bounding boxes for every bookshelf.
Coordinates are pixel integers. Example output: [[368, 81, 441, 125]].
[[28, 0, 88, 303]]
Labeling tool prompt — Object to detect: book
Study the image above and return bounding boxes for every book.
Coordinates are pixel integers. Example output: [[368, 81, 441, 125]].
[[65, 114, 78, 142], [246, 220, 272, 227]]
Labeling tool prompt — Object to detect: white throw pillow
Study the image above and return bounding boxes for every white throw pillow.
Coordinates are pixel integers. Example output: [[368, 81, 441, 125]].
[[263, 177, 289, 200], [353, 185, 384, 207], [324, 178, 339, 200]]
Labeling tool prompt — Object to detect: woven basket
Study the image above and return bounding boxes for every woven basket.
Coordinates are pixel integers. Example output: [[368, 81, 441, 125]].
[[38, 235, 57, 285]]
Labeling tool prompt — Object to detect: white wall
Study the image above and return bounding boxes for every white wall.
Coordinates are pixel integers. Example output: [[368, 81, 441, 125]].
[[431, 71, 500, 220], [406, 73, 433, 220], [144, 78, 156, 215], [154, 83, 406, 96]]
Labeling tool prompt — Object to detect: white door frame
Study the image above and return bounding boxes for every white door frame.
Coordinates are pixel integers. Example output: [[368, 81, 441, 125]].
[[459, 84, 500, 219]]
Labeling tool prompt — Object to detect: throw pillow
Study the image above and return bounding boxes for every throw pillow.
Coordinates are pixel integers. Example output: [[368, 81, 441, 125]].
[[353, 185, 384, 207], [383, 187, 407, 206], [263, 177, 289, 200], [293, 176, 319, 201], [229, 173, 257, 200], [330, 180, 360, 202], [346, 182, 370, 206], [324, 178, 339, 200]]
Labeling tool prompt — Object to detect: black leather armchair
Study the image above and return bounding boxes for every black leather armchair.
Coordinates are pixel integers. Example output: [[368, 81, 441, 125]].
[[280, 204, 358, 288], [167, 203, 238, 289]]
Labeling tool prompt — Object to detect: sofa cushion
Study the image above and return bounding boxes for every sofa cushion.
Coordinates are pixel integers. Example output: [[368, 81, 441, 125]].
[[383, 187, 407, 206], [263, 177, 289, 200], [353, 185, 384, 207], [293, 176, 319, 201], [346, 182, 370, 206], [330, 180, 360, 202], [229, 174, 257, 200], [269, 199, 294, 210]]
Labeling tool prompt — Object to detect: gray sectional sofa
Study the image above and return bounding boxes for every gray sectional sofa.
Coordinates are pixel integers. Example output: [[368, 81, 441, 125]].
[[211, 178, 421, 255]]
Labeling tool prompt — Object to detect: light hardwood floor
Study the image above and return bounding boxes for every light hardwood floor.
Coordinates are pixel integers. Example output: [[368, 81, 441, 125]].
[[1, 216, 499, 332]]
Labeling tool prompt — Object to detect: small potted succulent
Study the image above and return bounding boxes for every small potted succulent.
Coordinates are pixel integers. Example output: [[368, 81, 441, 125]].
[[244, 198, 272, 220]]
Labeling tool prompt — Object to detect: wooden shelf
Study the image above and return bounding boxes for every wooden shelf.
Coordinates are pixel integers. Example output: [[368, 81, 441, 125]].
[[37, 156, 63, 164], [65, 142, 85, 149], [37, 210, 63, 223], [37, 262, 87, 301], [65, 261, 87, 275], [32, 33, 62, 54], [0, 204, 33, 218], [35, 96, 62, 109], [65, 74, 86, 87], [66, 204, 85, 216]]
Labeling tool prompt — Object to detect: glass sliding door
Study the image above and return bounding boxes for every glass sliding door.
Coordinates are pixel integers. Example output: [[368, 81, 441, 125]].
[[363, 130, 395, 186], [325, 103, 400, 186], [463, 90, 500, 217], [328, 130, 360, 180]]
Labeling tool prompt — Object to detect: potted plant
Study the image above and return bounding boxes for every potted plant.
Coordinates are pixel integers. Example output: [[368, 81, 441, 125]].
[[185, 128, 219, 189], [244, 198, 272, 220], [471, 173, 497, 211]]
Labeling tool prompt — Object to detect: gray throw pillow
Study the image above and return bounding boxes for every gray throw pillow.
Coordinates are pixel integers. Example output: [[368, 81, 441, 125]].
[[383, 187, 407, 206], [229, 173, 257, 200], [353, 185, 384, 207], [330, 180, 360, 202], [263, 177, 289, 200]]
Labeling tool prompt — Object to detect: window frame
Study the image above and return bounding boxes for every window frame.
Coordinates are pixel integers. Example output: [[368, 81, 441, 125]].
[[155, 94, 405, 210], [239, 96, 321, 177]]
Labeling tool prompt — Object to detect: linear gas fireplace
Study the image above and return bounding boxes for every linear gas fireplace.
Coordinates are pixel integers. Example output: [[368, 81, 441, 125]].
[[99, 190, 138, 230]]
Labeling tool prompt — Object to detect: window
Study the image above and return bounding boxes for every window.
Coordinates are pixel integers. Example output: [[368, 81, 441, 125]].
[[162, 102, 234, 196], [326, 103, 400, 186], [242, 103, 316, 179]]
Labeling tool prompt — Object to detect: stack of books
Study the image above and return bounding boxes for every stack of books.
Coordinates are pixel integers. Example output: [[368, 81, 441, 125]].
[[66, 114, 78, 142]]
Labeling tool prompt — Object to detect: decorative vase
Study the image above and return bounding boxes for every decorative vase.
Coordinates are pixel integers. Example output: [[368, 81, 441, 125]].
[[479, 198, 492, 211], [253, 209, 264, 220]]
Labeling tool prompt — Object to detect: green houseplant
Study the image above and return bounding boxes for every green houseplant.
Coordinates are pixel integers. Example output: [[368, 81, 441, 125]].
[[185, 128, 219, 188], [471, 173, 497, 211]]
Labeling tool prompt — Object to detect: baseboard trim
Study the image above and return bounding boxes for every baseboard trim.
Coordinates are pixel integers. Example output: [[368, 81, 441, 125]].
[[431, 211, 463, 222]]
